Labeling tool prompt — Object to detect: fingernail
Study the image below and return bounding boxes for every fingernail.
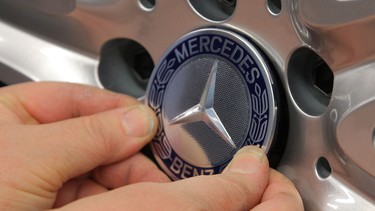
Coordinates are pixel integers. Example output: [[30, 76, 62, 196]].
[[228, 146, 265, 174], [122, 105, 154, 137]]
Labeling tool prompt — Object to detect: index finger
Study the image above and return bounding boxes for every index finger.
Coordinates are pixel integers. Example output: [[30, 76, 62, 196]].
[[0, 82, 139, 124]]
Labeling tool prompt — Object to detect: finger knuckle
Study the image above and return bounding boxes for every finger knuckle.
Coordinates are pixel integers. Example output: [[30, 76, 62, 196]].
[[81, 116, 113, 156]]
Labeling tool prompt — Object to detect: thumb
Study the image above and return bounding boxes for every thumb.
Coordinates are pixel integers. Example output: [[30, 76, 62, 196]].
[[21, 104, 157, 184], [179, 146, 270, 210]]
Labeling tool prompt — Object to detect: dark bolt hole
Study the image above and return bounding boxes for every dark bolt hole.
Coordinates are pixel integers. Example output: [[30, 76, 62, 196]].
[[219, 0, 236, 7], [218, 0, 236, 14], [99, 38, 154, 98], [268, 0, 282, 14], [133, 47, 154, 81], [140, 0, 156, 9], [313, 58, 334, 98], [316, 157, 332, 179]]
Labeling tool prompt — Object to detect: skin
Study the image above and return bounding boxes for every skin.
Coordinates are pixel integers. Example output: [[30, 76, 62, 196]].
[[0, 82, 303, 210]]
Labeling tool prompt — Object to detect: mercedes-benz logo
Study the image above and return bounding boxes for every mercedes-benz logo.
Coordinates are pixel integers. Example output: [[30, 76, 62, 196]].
[[170, 60, 236, 149], [146, 28, 278, 180]]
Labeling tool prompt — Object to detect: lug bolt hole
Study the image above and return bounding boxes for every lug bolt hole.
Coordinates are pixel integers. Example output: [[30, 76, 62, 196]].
[[188, 0, 236, 22], [316, 157, 332, 179], [139, 0, 156, 10], [98, 39, 154, 98], [267, 0, 282, 15], [313, 58, 334, 98], [288, 47, 334, 116]]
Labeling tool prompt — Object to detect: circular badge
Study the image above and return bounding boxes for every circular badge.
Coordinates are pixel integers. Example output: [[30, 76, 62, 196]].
[[146, 28, 278, 180]]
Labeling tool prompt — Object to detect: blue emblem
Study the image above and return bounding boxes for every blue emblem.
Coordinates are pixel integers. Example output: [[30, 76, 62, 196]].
[[146, 28, 276, 180]]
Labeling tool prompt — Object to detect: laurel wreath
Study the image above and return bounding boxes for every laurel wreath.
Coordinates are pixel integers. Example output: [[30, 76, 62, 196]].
[[148, 63, 174, 161], [249, 83, 269, 144], [153, 135, 173, 161]]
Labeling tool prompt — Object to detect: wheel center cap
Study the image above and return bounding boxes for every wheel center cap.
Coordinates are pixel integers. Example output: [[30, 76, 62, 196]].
[[146, 28, 278, 180]]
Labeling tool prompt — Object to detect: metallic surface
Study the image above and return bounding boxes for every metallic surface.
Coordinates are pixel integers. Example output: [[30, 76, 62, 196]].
[[0, 0, 375, 210]]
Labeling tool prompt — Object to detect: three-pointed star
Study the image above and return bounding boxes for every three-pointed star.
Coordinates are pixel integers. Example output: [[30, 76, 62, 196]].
[[170, 60, 236, 149]]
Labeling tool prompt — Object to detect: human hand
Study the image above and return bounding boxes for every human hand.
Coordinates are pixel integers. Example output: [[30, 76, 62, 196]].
[[59, 147, 304, 211], [0, 82, 169, 209], [0, 82, 303, 210]]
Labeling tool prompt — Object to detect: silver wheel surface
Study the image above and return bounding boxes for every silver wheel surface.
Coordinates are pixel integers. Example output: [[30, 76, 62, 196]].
[[1, 0, 375, 210]]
